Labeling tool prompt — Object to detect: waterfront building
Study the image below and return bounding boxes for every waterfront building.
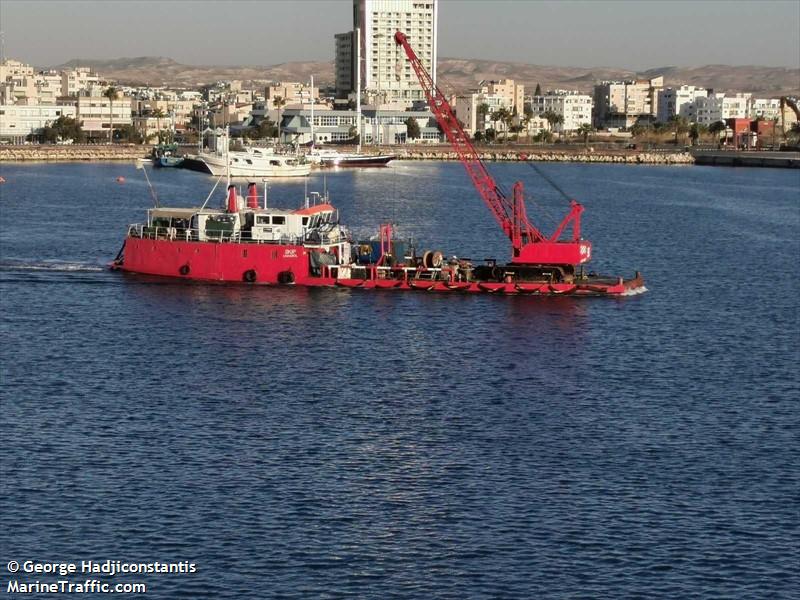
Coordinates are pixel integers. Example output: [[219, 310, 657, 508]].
[[694, 93, 751, 125], [279, 107, 440, 144], [657, 86, 708, 123], [593, 77, 663, 128], [335, 0, 438, 107], [59, 92, 132, 140], [532, 91, 593, 133], [749, 98, 780, 120], [0, 103, 77, 143], [453, 89, 514, 136]]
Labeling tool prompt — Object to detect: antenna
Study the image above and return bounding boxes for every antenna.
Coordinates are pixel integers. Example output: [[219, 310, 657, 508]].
[[0, 30, 5, 63]]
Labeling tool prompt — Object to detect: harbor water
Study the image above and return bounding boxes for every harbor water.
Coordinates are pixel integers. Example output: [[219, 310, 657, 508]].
[[1, 161, 798, 598]]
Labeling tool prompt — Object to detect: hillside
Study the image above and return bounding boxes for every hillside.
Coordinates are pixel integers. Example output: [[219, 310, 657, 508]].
[[51, 56, 800, 97]]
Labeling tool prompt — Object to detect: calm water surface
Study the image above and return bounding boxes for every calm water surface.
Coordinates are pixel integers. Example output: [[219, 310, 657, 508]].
[[1, 161, 798, 598]]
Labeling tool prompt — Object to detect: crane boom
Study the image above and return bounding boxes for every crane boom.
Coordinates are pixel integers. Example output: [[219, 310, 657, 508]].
[[394, 31, 591, 267]]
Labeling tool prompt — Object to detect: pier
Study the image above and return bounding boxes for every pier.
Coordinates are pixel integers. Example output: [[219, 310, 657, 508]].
[[691, 150, 800, 169]]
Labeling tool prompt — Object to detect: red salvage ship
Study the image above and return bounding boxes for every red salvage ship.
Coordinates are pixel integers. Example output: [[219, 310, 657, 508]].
[[111, 32, 644, 297]]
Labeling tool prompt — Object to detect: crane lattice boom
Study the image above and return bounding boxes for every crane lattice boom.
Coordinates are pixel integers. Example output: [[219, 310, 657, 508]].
[[394, 31, 591, 267]]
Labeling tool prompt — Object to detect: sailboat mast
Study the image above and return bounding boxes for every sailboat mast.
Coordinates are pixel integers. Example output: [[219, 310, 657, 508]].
[[225, 125, 231, 188], [310, 75, 314, 147], [356, 26, 361, 154]]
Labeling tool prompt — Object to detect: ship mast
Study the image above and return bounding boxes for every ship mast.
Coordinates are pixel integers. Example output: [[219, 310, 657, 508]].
[[356, 26, 361, 154]]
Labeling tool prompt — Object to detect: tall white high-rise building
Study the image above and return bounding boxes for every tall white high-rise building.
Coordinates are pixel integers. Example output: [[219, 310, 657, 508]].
[[336, 0, 437, 107]]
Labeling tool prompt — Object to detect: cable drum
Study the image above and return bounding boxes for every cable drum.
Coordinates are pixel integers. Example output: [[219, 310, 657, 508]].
[[422, 251, 444, 269]]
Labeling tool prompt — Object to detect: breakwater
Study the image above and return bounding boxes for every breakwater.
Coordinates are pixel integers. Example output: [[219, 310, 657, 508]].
[[397, 148, 695, 164], [0, 145, 148, 162], [0, 144, 694, 165]]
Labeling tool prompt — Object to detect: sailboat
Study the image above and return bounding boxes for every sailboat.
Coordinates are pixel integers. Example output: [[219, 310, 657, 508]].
[[305, 54, 396, 168]]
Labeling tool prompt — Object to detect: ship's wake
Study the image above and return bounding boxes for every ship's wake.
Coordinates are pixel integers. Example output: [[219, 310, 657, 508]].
[[622, 285, 648, 296], [0, 260, 105, 273]]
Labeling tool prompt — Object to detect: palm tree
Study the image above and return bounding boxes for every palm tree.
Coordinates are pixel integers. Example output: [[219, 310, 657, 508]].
[[152, 108, 166, 144], [541, 110, 563, 136], [104, 86, 117, 144], [689, 123, 707, 146], [669, 115, 690, 145], [489, 109, 501, 138], [577, 123, 593, 148], [494, 107, 511, 142], [272, 95, 286, 142], [521, 114, 532, 143], [477, 102, 490, 134]]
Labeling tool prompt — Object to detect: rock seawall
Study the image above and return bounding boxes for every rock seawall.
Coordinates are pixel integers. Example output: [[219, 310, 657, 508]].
[[0, 145, 148, 162], [0, 144, 695, 165], [397, 149, 695, 165]]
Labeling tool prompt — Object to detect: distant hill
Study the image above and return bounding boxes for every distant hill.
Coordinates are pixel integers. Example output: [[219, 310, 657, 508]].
[[50, 56, 800, 97]]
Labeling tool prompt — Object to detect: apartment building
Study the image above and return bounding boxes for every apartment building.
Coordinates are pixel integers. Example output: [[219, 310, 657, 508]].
[[593, 77, 663, 128], [484, 80, 525, 114], [0, 104, 77, 142], [335, 0, 438, 106], [694, 93, 751, 125], [58, 93, 132, 139], [531, 91, 593, 133], [749, 98, 780, 120], [335, 31, 356, 99], [61, 67, 102, 96], [265, 82, 319, 106], [657, 86, 708, 122]]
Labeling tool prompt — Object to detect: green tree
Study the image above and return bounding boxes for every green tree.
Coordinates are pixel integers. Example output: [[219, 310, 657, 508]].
[[689, 122, 707, 146], [114, 124, 143, 144], [541, 110, 563, 134], [41, 116, 85, 143], [669, 115, 690, 144], [272, 95, 286, 141], [534, 83, 542, 96], [405, 116, 421, 139], [249, 118, 278, 140], [576, 123, 593, 147], [631, 122, 652, 138], [104, 86, 117, 144], [708, 120, 727, 145]]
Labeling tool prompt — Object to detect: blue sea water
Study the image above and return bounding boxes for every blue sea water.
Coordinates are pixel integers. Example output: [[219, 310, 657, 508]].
[[0, 161, 798, 599]]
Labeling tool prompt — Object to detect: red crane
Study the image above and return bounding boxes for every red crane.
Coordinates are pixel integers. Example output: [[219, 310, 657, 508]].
[[394, 31, 591, 273]]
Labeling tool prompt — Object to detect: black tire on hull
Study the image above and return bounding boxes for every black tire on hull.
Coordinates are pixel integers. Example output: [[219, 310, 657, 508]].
[[243, 269, 257, 283], [277, 271, 295, 285]]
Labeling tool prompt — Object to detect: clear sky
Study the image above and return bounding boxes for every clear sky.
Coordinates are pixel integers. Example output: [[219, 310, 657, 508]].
[[1, 0, 798, 70]]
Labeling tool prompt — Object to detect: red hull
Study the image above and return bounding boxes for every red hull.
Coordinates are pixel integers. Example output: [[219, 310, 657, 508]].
[[115, 238, 644, 296], [120, 238, 309, 283]]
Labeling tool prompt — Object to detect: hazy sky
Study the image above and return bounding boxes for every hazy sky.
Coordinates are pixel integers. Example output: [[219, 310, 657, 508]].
[[1, 0, 798, 70]]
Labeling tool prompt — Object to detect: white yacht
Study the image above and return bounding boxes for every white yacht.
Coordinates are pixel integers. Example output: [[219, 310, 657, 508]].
[[200, 146, 311, 178]]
